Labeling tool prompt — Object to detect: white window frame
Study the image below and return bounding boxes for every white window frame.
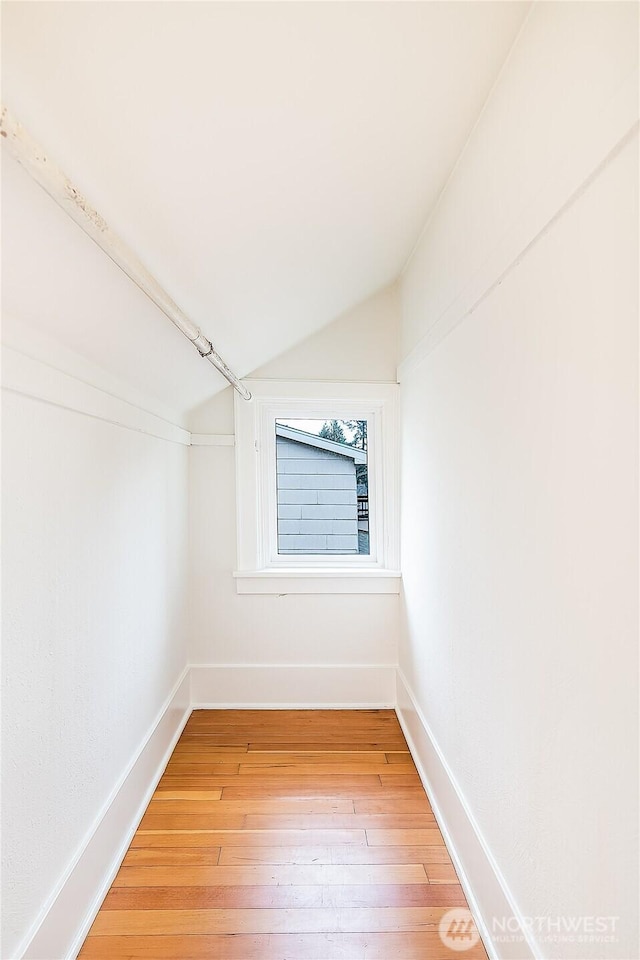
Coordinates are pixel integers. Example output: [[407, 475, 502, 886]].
[[233, 379, 400, 594]]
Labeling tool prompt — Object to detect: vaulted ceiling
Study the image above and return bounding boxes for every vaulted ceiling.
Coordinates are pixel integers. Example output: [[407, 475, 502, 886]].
[[2, 1, 528, 414]]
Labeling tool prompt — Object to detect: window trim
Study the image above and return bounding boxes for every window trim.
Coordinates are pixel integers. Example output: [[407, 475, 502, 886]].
[[234, 379, 400, 594]]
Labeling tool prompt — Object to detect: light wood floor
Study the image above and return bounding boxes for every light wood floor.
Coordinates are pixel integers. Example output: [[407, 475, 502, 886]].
[[79, 709, 487, 959]]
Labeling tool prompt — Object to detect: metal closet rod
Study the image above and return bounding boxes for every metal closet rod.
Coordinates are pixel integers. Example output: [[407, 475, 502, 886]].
[[0, 105, 251, 401]]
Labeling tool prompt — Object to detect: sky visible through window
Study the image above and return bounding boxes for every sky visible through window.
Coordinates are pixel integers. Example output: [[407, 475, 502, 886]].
[[278, 419, 361, 443], [275, 419, 369, 556]]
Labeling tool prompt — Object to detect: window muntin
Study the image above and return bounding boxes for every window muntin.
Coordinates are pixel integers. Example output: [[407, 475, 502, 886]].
[[275, 419, 369, 556]]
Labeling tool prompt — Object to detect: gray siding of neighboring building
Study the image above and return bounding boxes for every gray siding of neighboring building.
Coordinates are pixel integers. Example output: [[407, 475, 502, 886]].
[[276, 436, 358, 554]]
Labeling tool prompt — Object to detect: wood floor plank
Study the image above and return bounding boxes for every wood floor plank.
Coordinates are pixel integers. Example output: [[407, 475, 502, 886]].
[[163, 762, 241, 775], [131, 833, 243, 849], [138, 812, 247, 830], [247, 742, 409, 753], [235, 763, 413, 776], [354, 797, 432, 814], [181, 728, 404, 739], [379, 774, 423, 786], [217, 782, 421, 800], [132, 829, 368, 846], [147, 798, 355, 815], [425, 862, 460, 883], [171, 751, 391, 764], [156, 776, 253, 789], [78, 709, 487, 960], [180, 735, 408, 744], [184, 708, 400, 725], [217, 844, 453, 867], [366, 829, 446, 846], [241, 814, 437, 829], [171, 743, 250, 753], [319, 884, 467, 908], [79, 932, 488, 960], [158, 775, 387, 792], [150, 790, 223, 801], [90, 905, 463, 936], [103, 885, 325, 910], [144, 811, 439, 831], [182, 714, 404, 740], [113, 863, 429, 887], [176, 736, 252, 745], [103, 882, 467, 910], [122, 848, 221, 866], [176, 735, 408, 745]]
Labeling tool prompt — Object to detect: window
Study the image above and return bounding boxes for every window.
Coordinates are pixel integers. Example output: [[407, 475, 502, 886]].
[[234, 380, 399, 594]]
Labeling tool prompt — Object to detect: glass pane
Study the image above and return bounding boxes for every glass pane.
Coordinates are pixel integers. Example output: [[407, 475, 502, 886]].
[[275, 419, 369, 555]]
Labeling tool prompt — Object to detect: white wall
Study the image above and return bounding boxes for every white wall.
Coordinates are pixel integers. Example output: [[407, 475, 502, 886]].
[[249, 283, 400, 384], [187, 286, 399, 703], [398, 4, 638, 959], [1, 338, 190, 958]]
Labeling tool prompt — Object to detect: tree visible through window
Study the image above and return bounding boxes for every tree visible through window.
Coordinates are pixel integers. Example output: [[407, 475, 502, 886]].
[[275, 418, 369, 555]]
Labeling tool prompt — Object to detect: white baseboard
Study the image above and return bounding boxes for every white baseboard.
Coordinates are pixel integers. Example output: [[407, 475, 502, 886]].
[[18, 668, 191, 960], [190, 663, 396, 708], [395, 669, 536, 960]]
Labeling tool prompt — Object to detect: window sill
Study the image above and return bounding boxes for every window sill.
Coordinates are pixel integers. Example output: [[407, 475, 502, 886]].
[[233, 569, 402, 595]]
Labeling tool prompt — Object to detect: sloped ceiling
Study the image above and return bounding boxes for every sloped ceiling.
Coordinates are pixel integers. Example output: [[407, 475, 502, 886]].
[[1, 1, 528, 415]]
